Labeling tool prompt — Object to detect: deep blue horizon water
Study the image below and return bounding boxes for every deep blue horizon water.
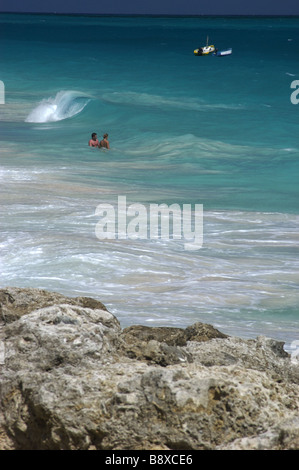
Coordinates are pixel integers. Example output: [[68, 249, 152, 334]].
[[0, 13, 298, 351]]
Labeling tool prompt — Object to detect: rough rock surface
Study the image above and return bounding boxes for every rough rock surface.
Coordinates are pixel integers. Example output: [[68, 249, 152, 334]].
[[0, 287, 298, 450]]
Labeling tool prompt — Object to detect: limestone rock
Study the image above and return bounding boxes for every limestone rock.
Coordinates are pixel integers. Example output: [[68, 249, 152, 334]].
[[0, 287, 108, 324], [0, 287, 298, 450], [118, 322, 227, 366], [119, 325, 189, 366], [217, 417, 299, 450]]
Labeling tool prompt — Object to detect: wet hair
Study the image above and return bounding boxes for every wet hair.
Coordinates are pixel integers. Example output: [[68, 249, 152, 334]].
[[103, 133, 108, 138], [91, 132, 97, 138]]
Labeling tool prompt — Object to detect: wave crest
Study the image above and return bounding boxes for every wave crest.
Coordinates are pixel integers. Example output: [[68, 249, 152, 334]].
[[102, 91, 244, 111], [25, 90, 91, 123]]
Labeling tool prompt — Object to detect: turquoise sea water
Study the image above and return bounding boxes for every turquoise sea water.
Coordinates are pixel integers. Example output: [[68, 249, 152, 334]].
[[0, 14, 298, 350]]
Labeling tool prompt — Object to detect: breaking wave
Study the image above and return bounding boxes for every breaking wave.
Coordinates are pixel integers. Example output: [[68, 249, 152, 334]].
[[25, 90, 91, 123]]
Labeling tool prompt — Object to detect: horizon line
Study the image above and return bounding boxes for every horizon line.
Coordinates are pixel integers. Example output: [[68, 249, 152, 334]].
[[0, 12, 299, 18]]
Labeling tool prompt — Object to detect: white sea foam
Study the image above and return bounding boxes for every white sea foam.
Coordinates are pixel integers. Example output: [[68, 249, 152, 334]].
[[25, 90, 91, 123]]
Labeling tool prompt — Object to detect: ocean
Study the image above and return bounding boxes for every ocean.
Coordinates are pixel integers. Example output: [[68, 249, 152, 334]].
[[0, 13, 298, 351]]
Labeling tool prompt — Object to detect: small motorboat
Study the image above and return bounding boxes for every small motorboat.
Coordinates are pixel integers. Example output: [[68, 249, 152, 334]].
[[213, 48, 232, 57], [194, 44, 216, 56], [194, 36, 215, 56]]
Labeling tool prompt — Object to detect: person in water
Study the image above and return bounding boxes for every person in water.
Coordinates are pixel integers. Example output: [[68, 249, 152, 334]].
[[88, 132, 100, 147], [99, 133, 110, 150]]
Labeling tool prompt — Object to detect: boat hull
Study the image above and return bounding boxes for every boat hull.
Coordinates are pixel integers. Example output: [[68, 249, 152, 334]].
[[194, 45, 215, 56], [214, 48, 232, 56]]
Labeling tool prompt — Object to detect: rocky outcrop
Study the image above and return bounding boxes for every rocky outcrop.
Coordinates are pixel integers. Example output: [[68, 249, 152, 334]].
[[0, 287, 298, 450], [0, 287, 108, 324]]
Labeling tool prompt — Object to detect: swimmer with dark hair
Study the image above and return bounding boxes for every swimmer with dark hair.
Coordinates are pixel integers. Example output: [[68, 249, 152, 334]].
[[88, 132, 100, 147]]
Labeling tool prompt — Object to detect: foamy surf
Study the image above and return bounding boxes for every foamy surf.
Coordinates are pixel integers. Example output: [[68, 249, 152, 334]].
[[25, 90, 91, 123]]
